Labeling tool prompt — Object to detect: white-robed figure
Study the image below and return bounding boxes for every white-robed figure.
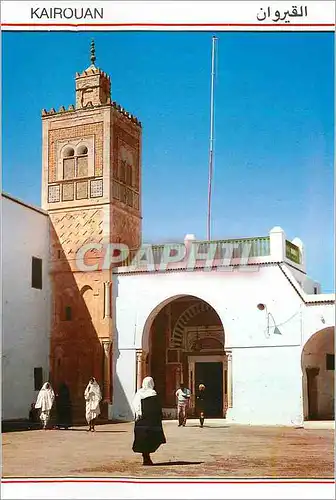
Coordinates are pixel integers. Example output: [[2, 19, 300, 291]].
[[35, 382, 55, 429], [84, 377, 102, 431]]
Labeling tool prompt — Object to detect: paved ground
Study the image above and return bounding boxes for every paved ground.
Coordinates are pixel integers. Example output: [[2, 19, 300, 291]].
[[2, 420, 334, 479]]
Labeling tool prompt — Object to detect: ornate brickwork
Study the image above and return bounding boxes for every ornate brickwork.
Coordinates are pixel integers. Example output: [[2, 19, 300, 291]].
[[112, 124, 140, 189], [110, 206, 141, 250], [184, 328, 224, 351], [114, 125, 139, 153], [76, 180, 88, 199], [42, 100, 141, 127], [48, 122, 103, 182], [113, 109, 141, 137], [171, 302, 213, 347], [75, 66, 111, 109], [90, 178, 103, 198], [133, 192, 139, 210], [50, 208, 104, 259], [111, 120, 140, 215], [50, 268, 111, 420], [62, 183, 74, 202], [48, 184, 60, 203], [55, 137, 95, 182], [112, 183, 139, 209], [112, 181, 119, 200]]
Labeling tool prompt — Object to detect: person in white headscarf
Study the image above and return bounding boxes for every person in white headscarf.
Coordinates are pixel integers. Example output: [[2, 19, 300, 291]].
[[132, 376, 166, 466], [35, 382, 55, 430], [84, 377, 102, 431]]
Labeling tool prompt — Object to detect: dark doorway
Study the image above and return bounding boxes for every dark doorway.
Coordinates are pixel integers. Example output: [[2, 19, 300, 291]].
[[195, 362, 223, 417], [306, 367, 319, 420]]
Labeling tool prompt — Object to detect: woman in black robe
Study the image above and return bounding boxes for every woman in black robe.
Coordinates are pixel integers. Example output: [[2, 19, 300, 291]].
[[132, 376, 166, 465], [55, 382, 72, 429]]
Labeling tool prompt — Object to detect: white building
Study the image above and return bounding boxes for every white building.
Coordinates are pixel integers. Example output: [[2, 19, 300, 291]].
[[1, 192, 334, 426], [111, 227, 335, 426], [2, 193, 51, 420]]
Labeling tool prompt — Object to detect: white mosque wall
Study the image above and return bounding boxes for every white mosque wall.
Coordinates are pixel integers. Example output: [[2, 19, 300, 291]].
[[302, 303, 335, 345], [111, 263, 332, 425], [2, 194, 51, 420], [110, 348, 137, 421], [228, 345, 303, 425]]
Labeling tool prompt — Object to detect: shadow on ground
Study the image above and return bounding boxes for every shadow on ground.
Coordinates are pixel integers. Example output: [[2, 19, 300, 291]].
[[153, 461, 203, 466], [69, 429, 127, 433], [189, 425, 229, 429]]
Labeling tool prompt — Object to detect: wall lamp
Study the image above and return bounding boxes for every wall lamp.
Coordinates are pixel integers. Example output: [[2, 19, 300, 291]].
[[257, 303, 282, 337]]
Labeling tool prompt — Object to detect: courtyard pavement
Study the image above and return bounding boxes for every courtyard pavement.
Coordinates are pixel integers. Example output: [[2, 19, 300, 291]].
[[2, 419, 334, 479]]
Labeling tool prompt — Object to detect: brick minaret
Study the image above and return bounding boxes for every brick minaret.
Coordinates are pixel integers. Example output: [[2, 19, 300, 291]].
[[41, 41, 142, 420]]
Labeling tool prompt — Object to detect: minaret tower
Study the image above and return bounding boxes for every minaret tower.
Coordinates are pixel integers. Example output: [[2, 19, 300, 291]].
[[41, 41, 142, 419]]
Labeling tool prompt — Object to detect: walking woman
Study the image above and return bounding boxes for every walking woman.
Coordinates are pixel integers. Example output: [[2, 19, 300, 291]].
[[84, 377, 102, 431], [35, 382, 55, 430], [196, 383, 206, 427], [55, 382, 72, 429], [132, 376, 166, 466]]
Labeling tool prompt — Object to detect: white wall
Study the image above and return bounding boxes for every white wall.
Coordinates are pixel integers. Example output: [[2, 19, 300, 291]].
[[113, 263, 325, 425], [229, 346, 303, 425], [2, 194, 51, 420], [110, 349, 136, 421], [302, 304, 335, 345]]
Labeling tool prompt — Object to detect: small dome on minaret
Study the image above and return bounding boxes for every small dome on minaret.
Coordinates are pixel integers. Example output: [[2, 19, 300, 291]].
[[75, 39, 111, 109]]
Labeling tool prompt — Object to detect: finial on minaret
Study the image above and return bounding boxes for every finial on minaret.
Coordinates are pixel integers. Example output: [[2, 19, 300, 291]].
[[90, 39, 96, 66], [75, 39, 111, 108]]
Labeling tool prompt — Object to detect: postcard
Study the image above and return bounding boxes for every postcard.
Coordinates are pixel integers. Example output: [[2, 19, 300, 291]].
[[1, 1, 335, 499]]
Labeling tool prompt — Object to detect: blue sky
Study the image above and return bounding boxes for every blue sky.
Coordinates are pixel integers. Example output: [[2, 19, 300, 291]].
[[2, 31, 334, 292]]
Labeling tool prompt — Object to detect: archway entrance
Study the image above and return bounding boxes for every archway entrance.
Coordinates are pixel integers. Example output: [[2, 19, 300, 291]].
[[302, 327, 334, 420], [145, 295, 230, 418], [191, 357, 224, 417], [196, 362, 222, 415]]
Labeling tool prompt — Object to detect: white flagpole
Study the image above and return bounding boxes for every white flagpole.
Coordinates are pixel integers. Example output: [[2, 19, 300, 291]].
[[207, 36, 218, 241]]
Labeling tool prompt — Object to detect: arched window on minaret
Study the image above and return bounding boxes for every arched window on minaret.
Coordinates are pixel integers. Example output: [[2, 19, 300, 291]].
[[63, 147, 75, 179], [62, 144, 89, 180], [76, 145, 88, 177]]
